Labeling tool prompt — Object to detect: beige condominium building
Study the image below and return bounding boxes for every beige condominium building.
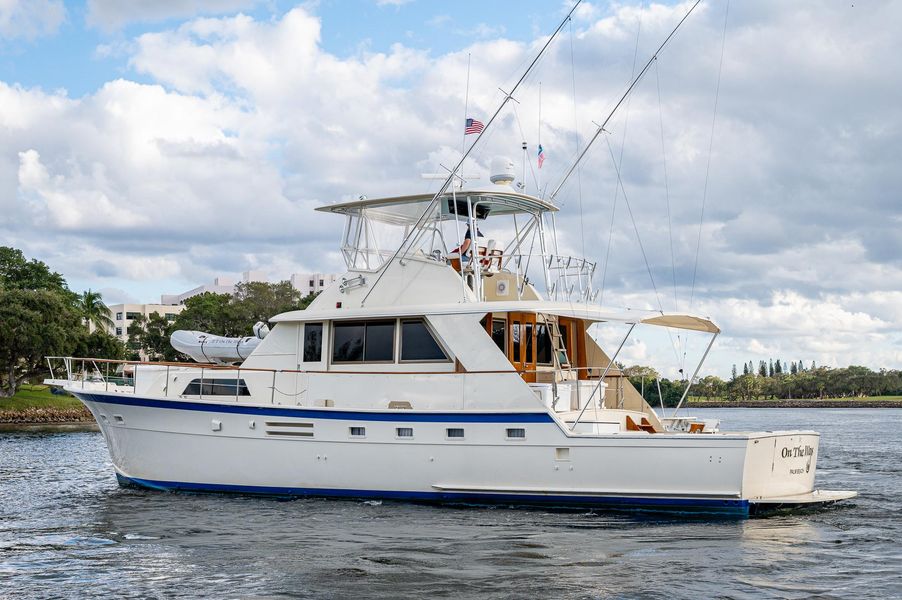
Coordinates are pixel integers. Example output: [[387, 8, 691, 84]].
[[106, 304, 185, 343]]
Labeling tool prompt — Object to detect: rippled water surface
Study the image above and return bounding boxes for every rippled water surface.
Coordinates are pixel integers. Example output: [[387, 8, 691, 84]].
[[1, 409, 900, 599]]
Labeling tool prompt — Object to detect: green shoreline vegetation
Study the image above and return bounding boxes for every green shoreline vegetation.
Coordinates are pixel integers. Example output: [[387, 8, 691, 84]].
[[2, 246, 900, 424]]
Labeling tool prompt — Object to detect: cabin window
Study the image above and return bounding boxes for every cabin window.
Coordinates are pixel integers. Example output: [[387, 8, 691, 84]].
[[303, 323, 323, 362], [446, 427, 465, 439], [400, 319, 448, 361], [525, 323, 534, 362], [332, 320, 397, 363], [332, 322, 365, 362], [506, 428, 526, 440], [332, 322, 366, 362], [364, 321, 395, 361], [396, 427, 414, 438], [349, 426, 366, 437], [183, 378, 251, 396], [491, 319, 506, 353], [511, 320, 521, 362], [536, 324, 553, 365]]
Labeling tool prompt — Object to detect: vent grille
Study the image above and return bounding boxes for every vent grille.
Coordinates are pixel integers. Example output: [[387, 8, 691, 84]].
[[265, 421, 314, 438]]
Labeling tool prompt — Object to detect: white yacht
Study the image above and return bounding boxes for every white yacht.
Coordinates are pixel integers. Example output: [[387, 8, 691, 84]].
[[47, 2, 856, 516], [48, 176, 855, 516]]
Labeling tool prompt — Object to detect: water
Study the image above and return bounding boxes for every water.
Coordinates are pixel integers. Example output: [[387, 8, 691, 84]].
[[1, 409, 899, 599]]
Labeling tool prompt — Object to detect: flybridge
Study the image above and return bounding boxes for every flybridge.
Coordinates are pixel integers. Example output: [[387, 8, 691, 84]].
[[318, 185, 595, 304]]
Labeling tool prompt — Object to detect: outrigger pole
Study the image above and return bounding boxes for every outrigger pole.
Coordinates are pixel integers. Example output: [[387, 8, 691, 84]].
[[549, 0, 702, 202], [362, 0, 583, 306]]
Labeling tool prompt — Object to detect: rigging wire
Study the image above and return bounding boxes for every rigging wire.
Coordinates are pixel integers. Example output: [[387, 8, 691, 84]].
[[683, 0, 730, 373], [654, 56, 685, 370], [689, 0, 731, 310], [604, 133, 682, 367], [655, 58, 677, 313], [569, 17, 587, 260], [603, 134, 663, 314], [599, 13, 642, 305], [361, 2, 582, 306]]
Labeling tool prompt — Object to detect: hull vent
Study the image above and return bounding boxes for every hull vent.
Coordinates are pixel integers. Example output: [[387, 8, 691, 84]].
[[265, 421, 314, 438]]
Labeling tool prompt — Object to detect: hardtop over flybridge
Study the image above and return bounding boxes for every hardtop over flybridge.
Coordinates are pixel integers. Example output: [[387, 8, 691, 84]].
[[46, 1, 855, 515]]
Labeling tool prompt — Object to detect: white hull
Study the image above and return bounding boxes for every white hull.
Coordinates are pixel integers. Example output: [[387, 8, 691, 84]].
[[74, 389, 852, 516]]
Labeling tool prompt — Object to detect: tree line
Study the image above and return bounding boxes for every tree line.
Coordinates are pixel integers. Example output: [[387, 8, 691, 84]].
[[0, 247, 125, 397], [0, 246, 318, 397], [127, 283, 318, 361], [623, 363, 902, 405]]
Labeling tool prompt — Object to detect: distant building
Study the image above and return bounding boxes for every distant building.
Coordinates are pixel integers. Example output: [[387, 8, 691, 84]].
[[162, 271, 340, 305], [106, 304, 185, 343], [291, 273, 339, 297], [161, 276, 239, 306]]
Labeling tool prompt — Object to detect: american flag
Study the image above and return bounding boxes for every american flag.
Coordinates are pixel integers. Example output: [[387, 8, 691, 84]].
[[537, 144, 546, 169], [465, 118, 484, 135]]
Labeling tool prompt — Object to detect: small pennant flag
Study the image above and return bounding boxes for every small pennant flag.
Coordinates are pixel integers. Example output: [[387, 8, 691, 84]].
[[465, 117, 484, 135], [537, 144, 546, 169]]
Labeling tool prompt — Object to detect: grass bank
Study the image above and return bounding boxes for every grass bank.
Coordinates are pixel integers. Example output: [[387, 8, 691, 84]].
[[0, 385, 93, 423]]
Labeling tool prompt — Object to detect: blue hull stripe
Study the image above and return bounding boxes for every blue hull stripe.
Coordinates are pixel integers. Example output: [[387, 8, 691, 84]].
[[77, 392, 555, 423], [116, 473, 750, 515]]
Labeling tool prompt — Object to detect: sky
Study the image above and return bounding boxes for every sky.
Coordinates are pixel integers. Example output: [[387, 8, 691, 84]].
[[1, 0, 900, 377]]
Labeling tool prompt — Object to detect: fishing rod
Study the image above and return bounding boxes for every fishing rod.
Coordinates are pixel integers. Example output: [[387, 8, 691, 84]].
[[549, 0, 702, 203], [362, 1, 583, 306]]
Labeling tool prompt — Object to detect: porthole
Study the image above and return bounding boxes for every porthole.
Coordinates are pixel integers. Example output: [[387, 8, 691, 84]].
[[446, 428, 465, 439], [396, 427, 414, 438], [349, 426, 366, 438]]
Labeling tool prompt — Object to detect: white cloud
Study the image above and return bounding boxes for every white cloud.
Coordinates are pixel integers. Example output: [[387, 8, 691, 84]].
[[86, 0, 260, 30], [0, 0, 65, 40], [1, 2, 900, 375]]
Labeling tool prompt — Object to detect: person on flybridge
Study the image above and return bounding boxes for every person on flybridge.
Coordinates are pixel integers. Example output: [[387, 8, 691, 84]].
[[458, 223, 485, 265]]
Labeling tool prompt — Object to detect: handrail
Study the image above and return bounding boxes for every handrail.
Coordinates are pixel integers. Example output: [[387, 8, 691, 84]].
[[46, 357, 628, 378]]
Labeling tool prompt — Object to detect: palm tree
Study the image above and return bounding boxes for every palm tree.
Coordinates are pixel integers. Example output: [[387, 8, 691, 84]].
[[78, 289, 114, 332]]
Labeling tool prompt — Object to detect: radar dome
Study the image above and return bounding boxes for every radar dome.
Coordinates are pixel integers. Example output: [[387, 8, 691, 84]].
[[489, 156, 516, 185]]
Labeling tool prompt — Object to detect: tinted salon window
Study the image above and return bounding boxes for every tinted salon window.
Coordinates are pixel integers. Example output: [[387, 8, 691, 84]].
[[303, 323, 323, 362], [364, 321, 395, 362], [332, 322, 365, 362], [332, 320, 396, 362], [400, 319, 448, 361]]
